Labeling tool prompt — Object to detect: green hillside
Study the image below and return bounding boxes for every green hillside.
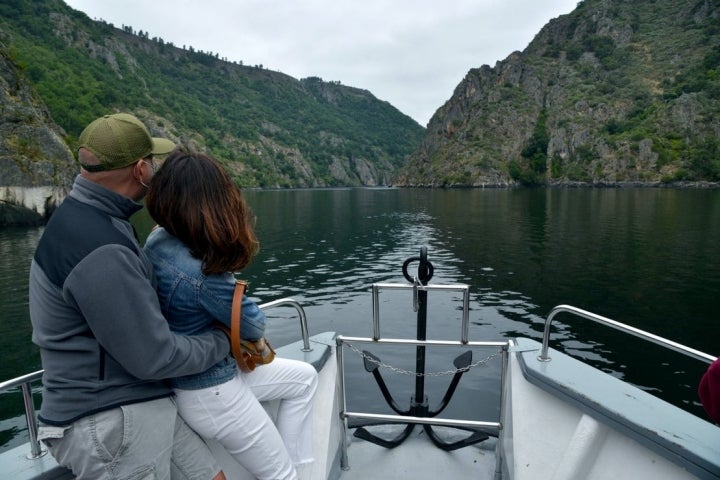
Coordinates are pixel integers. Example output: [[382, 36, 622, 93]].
[[0, 0, 424, 187]]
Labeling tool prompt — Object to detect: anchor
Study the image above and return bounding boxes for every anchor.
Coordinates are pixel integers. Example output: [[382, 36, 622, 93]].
[[352, 247, 490, 451]]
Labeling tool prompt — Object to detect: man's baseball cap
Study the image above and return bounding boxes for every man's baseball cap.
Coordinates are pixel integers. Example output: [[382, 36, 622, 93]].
[[78, 113, 175, 171]]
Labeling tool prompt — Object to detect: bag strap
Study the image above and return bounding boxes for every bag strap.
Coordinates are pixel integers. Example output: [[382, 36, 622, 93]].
[[230, 279, 249, 369]]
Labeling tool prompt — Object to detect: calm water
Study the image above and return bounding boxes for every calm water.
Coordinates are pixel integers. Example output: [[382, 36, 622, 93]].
[[1, 187, 718, 450]]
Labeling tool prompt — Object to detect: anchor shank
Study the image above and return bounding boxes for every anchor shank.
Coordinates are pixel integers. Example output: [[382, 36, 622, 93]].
[[414, 288, 427, 403]]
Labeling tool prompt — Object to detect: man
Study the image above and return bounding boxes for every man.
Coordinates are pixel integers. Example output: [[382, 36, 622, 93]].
[[29, 113, 228, 480]]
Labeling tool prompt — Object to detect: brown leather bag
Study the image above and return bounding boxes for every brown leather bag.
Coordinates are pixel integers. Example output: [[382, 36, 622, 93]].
[[221, 279, 275, 372]]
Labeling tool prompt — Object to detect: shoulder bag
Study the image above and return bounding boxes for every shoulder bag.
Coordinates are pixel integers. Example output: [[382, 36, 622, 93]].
[[222, 279, 276, 372]]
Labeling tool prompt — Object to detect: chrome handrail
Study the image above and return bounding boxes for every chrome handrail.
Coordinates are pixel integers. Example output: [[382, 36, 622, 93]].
[[538, 304, 717, 364], [371, 282, 471, 342], [259, 297, 311, 352], [343, 412, 501, 430], [0, 370, 46, 459], [0, 370, 43, 391]]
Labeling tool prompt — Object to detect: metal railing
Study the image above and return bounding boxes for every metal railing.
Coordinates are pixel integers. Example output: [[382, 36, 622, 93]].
[[538, 304, 717, 364], [0, 370, 46, 459], [336, 335, 508, 471], [259, 297, 311, 352], [371, 282, 472, 342], [0, 297, 310, 461], [336, 281, 509, 471]]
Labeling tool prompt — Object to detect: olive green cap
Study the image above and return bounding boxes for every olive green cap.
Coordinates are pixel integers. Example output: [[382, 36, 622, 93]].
[[78, 113, 175, 171]]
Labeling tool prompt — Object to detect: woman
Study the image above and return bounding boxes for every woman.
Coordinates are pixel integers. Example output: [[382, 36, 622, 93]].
[[144, 150, 318, 480]]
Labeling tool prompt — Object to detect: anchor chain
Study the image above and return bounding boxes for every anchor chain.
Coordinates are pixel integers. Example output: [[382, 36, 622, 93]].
[[343, 341, 502, 377]]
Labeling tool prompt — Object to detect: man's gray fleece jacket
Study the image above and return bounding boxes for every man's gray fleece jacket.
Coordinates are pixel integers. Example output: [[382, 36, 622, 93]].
[[29, 175, 230, 426]]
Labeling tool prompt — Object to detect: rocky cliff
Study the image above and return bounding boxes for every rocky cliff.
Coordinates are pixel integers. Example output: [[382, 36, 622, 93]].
[[396, 0, 720, 187], [0, 37, 75, 225]]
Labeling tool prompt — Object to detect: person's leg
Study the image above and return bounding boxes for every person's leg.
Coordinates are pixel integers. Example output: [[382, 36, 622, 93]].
[[39, 397, 176, 480], [241, 358, 318, 465], [170, 403, 223, 480], [174, 380, 297, 480]]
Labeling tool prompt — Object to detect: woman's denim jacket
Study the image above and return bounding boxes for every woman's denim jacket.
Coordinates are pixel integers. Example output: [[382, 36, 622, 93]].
[[144, 227, 266, 389]]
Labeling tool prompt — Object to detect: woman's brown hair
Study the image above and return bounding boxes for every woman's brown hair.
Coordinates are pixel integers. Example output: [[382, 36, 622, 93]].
[[146, 151, 259, 274]]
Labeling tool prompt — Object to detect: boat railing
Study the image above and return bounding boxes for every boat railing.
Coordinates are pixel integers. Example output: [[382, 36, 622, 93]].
[[538, 304, 717, 364], [335, 335, 508, 470], [0, 297, 310, 462], [258, 297, 311, 352], [0, 370, 45, 459], [370, 282, 473, 342], [336, 280, 510, 471]]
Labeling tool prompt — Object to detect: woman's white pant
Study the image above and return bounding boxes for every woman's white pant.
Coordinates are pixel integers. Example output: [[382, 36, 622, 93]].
[[173, 358, 318, 480]]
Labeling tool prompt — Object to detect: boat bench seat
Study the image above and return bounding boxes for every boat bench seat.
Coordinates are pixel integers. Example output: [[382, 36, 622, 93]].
[[514, 337, 720, 479]]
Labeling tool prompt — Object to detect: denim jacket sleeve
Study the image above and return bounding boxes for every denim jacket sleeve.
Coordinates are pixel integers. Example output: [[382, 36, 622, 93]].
[[199, 271, 267, 341]]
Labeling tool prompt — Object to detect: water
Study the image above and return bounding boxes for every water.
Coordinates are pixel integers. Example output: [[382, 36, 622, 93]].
[[1, 187, 718, 450], [0, 227, 45, 450]]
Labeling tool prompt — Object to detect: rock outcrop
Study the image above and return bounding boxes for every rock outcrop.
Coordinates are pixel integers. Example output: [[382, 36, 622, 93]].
[[0, 37, 75, 225], [397, 0, 720, 187]]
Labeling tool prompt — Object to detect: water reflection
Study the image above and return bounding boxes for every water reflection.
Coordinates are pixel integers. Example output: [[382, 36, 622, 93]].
[[0, 226, 44, 451], [422, 188, 718, 412], [0, 227, 44, 380]]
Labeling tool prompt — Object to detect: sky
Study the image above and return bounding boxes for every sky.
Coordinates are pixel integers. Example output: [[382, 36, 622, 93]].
[[63, 0, 579, 127]]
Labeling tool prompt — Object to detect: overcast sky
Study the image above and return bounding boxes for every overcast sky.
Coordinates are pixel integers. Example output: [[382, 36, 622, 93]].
[[63, 0, 579, 126]]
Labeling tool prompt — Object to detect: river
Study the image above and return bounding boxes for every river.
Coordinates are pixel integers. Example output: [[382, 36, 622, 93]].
[[1, 187, 718, 450]]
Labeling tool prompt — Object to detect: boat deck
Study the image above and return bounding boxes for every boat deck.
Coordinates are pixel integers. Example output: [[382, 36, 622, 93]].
[[339, 428, 498, 480]]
